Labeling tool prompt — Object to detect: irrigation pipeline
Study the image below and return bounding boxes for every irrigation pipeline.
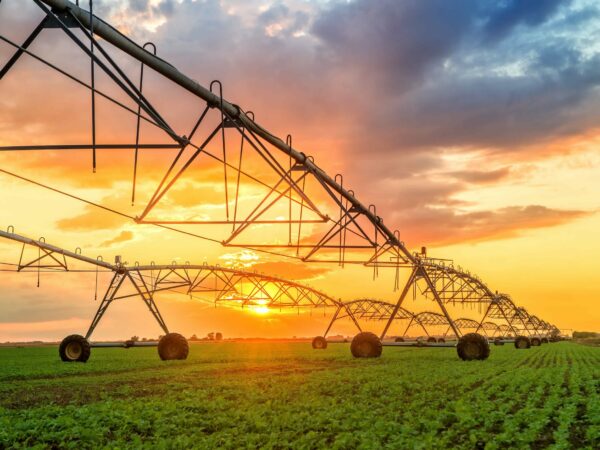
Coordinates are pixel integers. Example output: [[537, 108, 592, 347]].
[[34, 0, 415, 265], [0, 1, 559, 335]]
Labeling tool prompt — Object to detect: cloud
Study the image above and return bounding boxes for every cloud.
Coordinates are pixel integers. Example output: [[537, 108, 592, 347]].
[[446, 168, 511, 185], [55, 192, 131, 231], [219, 250, 260, 268], [251, 261, 331, 281], [396, 205, 590, 247], [55, 208, 129, 232], [1, 0, 598, 250], [312, 0, 479, 91], [100, 230, 135, 247], [99, 0, 178, 34], [482, 0, 568, 43]]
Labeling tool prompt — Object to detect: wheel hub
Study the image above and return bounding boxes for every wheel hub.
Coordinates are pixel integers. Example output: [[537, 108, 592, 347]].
[[65, 342, 82, 360], [463, 341, 480, 359], [356, 342, 372, 357]]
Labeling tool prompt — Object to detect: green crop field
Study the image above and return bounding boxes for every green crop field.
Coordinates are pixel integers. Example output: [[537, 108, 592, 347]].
[[0, 342, 598, 449]]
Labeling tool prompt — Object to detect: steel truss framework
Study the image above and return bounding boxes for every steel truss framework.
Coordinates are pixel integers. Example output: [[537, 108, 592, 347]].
[[477, 294, 558, 339], [0, 229, 340, 339], [323, 297, 556, 341], [0, 0, 558, 339]]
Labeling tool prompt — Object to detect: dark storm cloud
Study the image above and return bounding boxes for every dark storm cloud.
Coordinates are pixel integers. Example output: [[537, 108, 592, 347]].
[[1, 0, 595, 247], [372, 49, 600, 151], [312, 0, 479, 90], [307, 0, 596, 154], [482, 0, 569, 43]]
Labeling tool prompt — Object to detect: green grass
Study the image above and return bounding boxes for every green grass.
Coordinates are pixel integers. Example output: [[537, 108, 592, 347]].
[[0, 342, 598, 449]]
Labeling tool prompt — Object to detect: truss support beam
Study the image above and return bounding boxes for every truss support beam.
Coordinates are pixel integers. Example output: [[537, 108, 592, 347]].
[[379, 265, 419, 339], [0, 16, 49, 80], [37, 0, 415, 265], [420, 270, 462, 338], [0, 229, 115, 270], [323, 305, 341, 338], [127, 271, 169, 335], [85, 272, 126, 339]]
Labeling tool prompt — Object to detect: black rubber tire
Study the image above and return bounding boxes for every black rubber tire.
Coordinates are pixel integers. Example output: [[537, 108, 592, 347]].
[[158, 333, 189, 360], [312, 336, 328, 350], [350, 332, 382, 358], [494, 338, 505, 346], [59, 334, 91, 362], [514, 336, 531, 349], [437, 337, 446, 343], [394, 337, 404, 343], [531, 337, 541, 346], [457, 333, 490, 361], [427, 337, 437, 343], [541, 338, 549, 344]]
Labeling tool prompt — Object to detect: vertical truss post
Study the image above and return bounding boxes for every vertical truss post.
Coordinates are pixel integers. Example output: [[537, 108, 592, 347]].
[[380, 265, 419, 339], [401, 318, 414, 337], [420, 269, 462, 339], [498, 301, 519, 336], [127, 271, 169, 335], [0, 16, 50, 79], [132, 42, 157, 205], [475, 301, 494, 333], [85, 271, 126, 339], [346, 304, 363, 335], [323, 305, 341, 337], [88, 0, 96, 171]]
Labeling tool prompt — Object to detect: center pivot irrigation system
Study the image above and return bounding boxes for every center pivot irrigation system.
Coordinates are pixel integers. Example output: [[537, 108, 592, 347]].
[[0, 229, 559, 362], [0, 0, 560, 361]]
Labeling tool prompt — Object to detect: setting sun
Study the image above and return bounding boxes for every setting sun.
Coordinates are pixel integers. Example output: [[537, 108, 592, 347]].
[[249, 306, 271, 315], [1, 1, 599, 448]]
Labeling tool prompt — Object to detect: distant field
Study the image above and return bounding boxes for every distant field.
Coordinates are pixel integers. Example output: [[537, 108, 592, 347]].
[[0, 342, 598, 449]]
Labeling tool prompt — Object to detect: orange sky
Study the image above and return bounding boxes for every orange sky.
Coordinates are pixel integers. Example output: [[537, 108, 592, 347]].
[[0, 0, 599, 341]]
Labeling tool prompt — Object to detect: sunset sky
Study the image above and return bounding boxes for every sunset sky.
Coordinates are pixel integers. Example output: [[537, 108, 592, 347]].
[[0, 0, 599, 341]]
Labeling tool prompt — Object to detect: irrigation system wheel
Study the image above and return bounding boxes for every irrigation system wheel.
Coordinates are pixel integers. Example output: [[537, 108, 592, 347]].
[[394, 337, 405, 342], [530, 337, 542, 346], [427, 337, 437, 343], [158, 333, 189, 360], [437, 337, 446, 343], [59, 334, 91, 362], [494, 338, 505, 346], [457, 333, 490, 361], [312, 336, 328, 350], [514, 336, 531, 349], [350, 332, 382, 358], [541, 338, 549, 344]]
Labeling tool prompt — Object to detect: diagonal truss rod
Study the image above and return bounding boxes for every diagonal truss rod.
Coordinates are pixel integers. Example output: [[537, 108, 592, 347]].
[[33, 0, 415, 265], [0, 2, 558, 337]]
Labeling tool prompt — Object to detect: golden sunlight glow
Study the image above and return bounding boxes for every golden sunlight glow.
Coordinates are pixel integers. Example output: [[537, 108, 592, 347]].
[[250, 306, 271, 315]]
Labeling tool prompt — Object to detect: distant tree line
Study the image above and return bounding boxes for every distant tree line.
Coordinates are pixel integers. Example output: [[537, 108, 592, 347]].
[[189, 332, 223, 341], [573, 331, 599, 339], [128, 333, 223, 342]]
